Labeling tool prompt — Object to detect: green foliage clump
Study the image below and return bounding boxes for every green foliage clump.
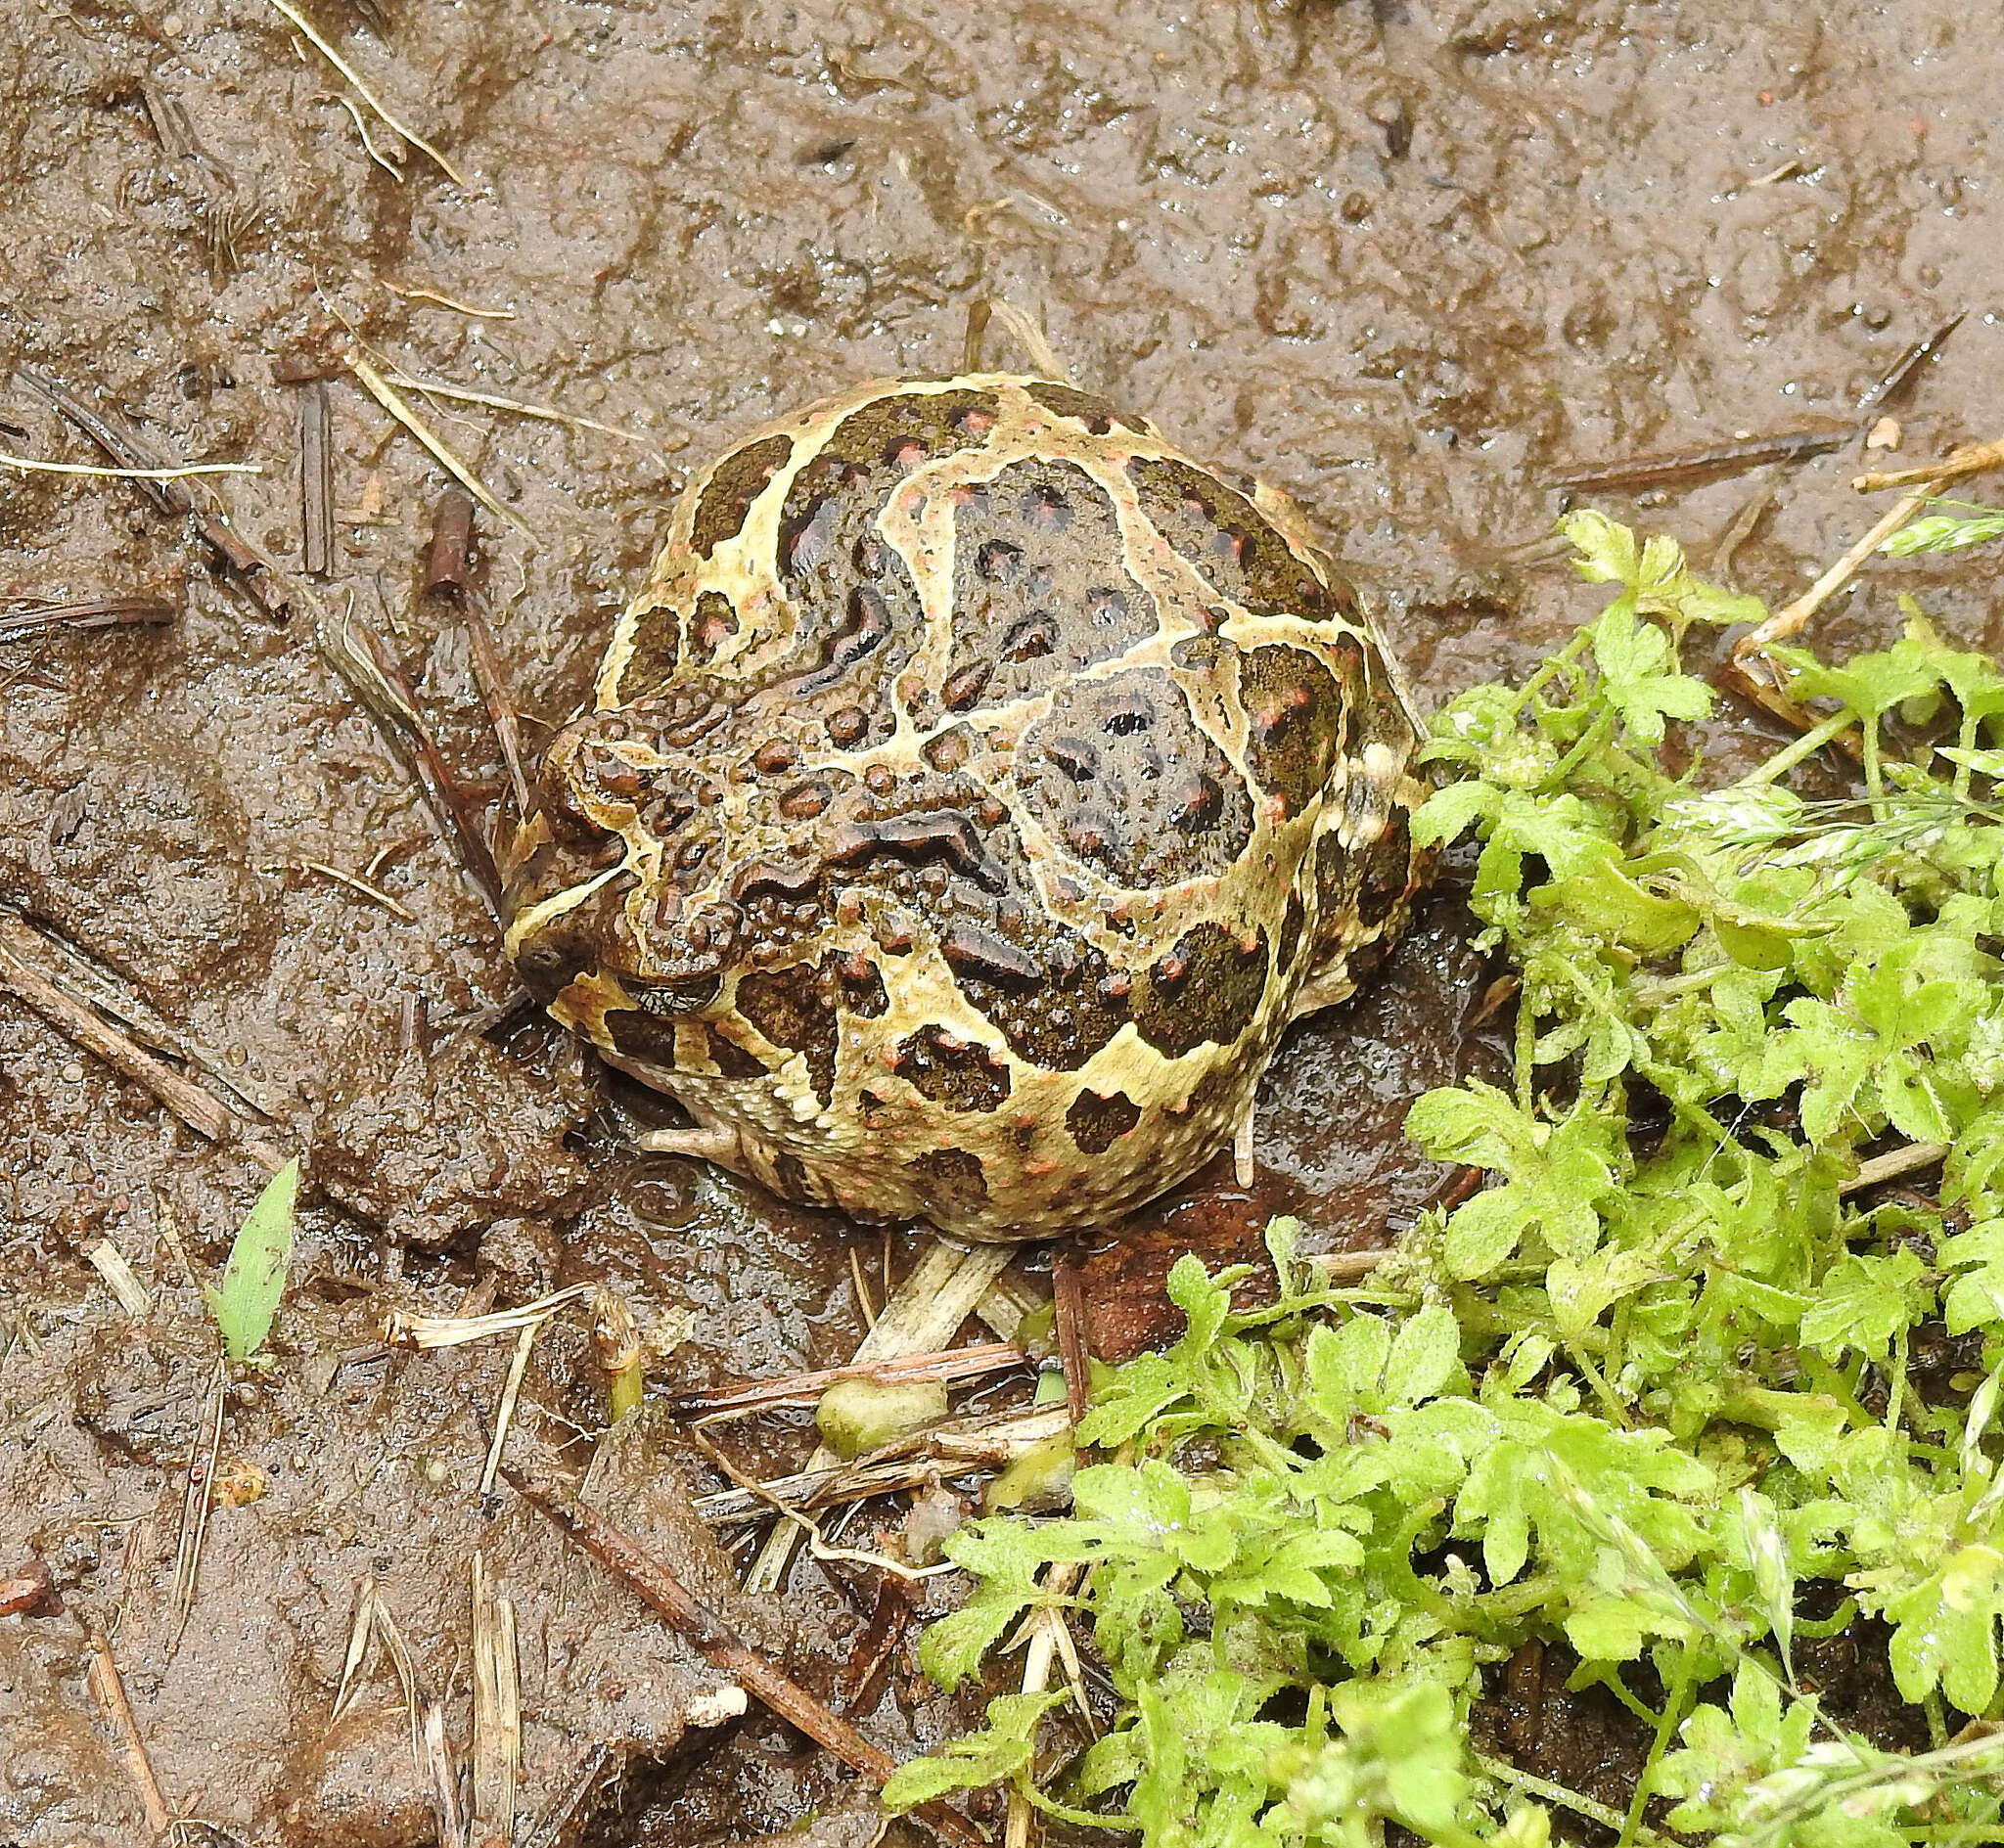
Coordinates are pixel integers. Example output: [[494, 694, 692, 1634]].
[[887, 514, 2004, 1845]]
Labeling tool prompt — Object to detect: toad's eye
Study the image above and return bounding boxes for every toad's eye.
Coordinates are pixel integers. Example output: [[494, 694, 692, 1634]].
[[632, 972, 723, 1016]]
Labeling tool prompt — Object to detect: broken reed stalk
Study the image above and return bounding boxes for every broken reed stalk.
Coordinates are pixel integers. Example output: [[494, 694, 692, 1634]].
[[299, 380, 336, 576], [1051, 1251, 1091, 1428], [504, 1468, 990, 1848], [1549, 425, 1848, 494], [668, 1340, 1027, 1415], [1732, 473, 1952, 679], [0, 598, 176, 640], [348, 355, 534, 538], [1851, 432, 2004, 495], [0, 449, 258, 481], [0, 920, 286, 1169], [87, 1629, 175, 1836], [743, 1239, 1016, 1594]]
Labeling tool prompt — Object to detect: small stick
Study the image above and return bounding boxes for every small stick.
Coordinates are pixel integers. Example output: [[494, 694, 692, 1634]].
[[261, 0, 468, 186], [172, 1357, 228, 1635], [504, 1469, 990, 1848], [424, 487, 478, 600], [1840, 1140, 1950, 1198], [384, 368, 649, 442], [0, 924, 236, 1145], [330, 605, 504, 912], [1548, 426, 1848, 495], [521, 1741, 624, 1848], [1855, 312, 1965, 414], [0, 597, 176, 640], [87, 1628, 175, 1836], [14, 363, 285, 617], [744, 1240, 1015, 1594], [14, 363, 181, 513], [384, 280, 517, 319], [480, 1321, 541, 1495], [299, 858, 418, 922], [470, 1553, 522, 1843], [348, 356, 534, 539], [1314, 1247, 1393, 1284], [456, 595, 532, 823], [1851, 433, 2004, 495], [1732, 475, 1949, 673], [299, 380, 336, 576], [1051, 1251, 1091, 1430], [85, 1238, 153, 1317], [667, 1341, 1026, 1415]]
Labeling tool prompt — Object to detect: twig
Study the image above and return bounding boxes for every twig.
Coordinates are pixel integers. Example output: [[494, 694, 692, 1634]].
[[85, 1239, 153, 1317], [299, 859, 418, 922], [1731, 475, 1949, 678], [1313, 1247, 1394, 1283], [384, 367, 649, 442], [1851, 433, 2004, 495], [0, 598, 176, 641], [384, 280, 517, 319], [521, 1740, 624, 1848], [470, 1554, 521, 1843], [1840, 1141, 1949, 1198], [87, 1629, 175, 1836], [299, 380, 336, 576], [385, 1281, 592, 1349], [0, 921, 247, 1150], [0, 449, 258, 481], [744, 1240, 1015, 1594], [504, 1469, 990, 1848], [667, 1341, 1027, 1416], [348, 355, 534, 538], [1547, 426, 1848, 495], [262, 0, 468, 186], [321, 599, 504, 913], [14, 363, 286, 617], [1855, 312, 1965, 414], [693, 1408, 1071, 1526], [481, 1320, 541, 1496], [1051, 1252, 1090, 1430], [171, 1357, 227, 1636]]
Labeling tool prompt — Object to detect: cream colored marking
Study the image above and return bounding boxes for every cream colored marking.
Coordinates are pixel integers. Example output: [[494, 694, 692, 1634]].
[[1234, 1095, 1257, 1187], [500, 862, 627, 961]]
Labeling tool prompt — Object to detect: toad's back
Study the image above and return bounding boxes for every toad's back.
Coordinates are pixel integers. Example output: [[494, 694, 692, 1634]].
[[502, 374, 1428, 1240]]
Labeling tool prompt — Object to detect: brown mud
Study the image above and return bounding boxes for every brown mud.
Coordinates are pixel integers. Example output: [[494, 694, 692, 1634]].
[[1, 0, 2000, 1840]]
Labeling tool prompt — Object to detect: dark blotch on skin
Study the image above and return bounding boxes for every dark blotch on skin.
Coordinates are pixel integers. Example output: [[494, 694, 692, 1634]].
[[612, 604, 680, 703], [1125, 454, 1357, 625], [768, 391, 997, 744], [1067, 1087, 1142, 1154], [952, 915, 1128, 1070], [735, 961, 839, 1102], [1277, 889, 1306, 974], [1019, 668, 1252, 887], [1024, 381, 1153, 435], [1132, 921, 1270, 1057], [893, 1025, 1012, 1112], [904, 1147, 989, 1208], [941, 458, 1156, 713], [690, 432, 793, 558], [686, 590, 739, 666], [1240, 644, 1347, 821], [1356, 806, 1415, 927]]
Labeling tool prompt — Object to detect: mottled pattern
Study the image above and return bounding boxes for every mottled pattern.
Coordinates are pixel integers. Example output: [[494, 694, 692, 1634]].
[[502, 374, 1429, 1241]]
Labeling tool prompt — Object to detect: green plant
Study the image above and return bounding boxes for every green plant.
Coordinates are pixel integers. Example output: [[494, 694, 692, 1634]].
[[205, 1157, 298, 1362], [888, 515, 2004, 1845]]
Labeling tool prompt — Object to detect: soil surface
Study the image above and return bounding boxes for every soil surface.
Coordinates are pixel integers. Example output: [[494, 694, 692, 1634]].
[[2, 0, 2001, 1841]]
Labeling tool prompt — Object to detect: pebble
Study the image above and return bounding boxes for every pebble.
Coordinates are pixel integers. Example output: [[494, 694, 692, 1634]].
[[60, 1061, 84, 1084]]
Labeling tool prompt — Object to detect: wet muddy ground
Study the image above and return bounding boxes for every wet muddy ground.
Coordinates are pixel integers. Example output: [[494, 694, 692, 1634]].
[[3, 0, 2002, 1839]]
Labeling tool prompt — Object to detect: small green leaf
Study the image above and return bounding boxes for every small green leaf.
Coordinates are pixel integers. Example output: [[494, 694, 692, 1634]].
[[204, 1158, 298, 1362]]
